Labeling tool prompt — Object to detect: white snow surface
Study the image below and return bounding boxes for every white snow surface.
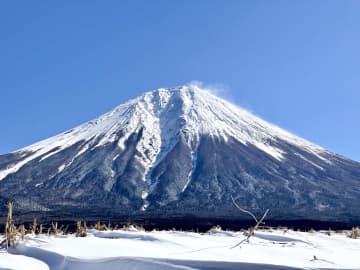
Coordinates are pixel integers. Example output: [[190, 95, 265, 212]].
[[1, 228, 359, 270], [0, 83, 330, 181], [0, 251, 48, 270]]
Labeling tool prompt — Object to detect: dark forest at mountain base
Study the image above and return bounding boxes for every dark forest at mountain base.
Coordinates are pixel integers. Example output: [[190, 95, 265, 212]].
[[1, 212, 358, 233]]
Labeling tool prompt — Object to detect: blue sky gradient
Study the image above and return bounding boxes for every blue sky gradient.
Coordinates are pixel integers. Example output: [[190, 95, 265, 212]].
[[1, 1, 359, 161]]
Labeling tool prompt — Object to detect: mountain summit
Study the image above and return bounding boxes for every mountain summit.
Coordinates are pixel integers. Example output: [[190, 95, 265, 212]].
[[1, 84, 359, 222]]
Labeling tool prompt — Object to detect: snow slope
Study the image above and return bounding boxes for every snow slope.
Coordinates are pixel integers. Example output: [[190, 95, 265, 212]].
[[0, 83, 359, 221], [0, 84, 330, 182], [1, 228, 360, 270], [0, 252, 48, 270]]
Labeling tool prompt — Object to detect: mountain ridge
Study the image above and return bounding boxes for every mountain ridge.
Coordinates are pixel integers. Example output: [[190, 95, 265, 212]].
[[0, 84, 359, 222], [0, 84, 332, 181]]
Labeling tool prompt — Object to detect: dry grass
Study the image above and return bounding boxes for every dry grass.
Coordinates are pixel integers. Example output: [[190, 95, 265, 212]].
[[351, 227, 359, 239], [18, 224, 26, 241], [76, 220, 87, 237], [0, 202, 17, 248], [31, 218, 37, 235], [94, 221, 108, 231], [51, 222, 64, 235]]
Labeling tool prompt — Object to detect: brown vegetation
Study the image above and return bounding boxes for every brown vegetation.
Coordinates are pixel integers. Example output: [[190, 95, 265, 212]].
[[351, 227, 359, 239], [0, 202, 17, 248], [76, 220, 87, 237]]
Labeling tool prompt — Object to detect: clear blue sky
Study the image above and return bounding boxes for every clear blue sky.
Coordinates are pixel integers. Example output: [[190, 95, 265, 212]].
[[1, 1, 359, 161]]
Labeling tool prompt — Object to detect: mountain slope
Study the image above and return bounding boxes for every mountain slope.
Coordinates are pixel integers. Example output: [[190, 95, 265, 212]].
[[0, 84, 359, 222]]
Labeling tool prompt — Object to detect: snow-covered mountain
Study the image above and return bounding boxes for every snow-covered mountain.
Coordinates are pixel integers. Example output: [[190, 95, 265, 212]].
[[0, 84, 359, 222]]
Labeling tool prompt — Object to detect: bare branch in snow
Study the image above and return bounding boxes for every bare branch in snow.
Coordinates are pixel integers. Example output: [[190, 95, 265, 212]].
[[230, 196, 269, 248]]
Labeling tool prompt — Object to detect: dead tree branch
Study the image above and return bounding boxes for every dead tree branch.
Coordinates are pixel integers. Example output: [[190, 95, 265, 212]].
[[231, 196, 259, 223], [230, 196, 269, 248]]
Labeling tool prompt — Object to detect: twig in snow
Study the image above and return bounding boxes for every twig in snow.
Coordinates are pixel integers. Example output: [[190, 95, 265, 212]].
[[230, 195, 269, 248]]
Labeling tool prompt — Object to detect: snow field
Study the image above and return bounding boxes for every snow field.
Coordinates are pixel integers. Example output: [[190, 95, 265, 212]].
[[1, 228, 359, 270]]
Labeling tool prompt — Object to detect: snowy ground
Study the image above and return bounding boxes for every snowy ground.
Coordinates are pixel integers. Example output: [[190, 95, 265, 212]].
[[0, 227, 359, 270]]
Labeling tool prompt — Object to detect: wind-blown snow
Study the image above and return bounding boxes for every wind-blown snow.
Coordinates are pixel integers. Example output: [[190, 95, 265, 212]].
[[0, 84, 330, 182]]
